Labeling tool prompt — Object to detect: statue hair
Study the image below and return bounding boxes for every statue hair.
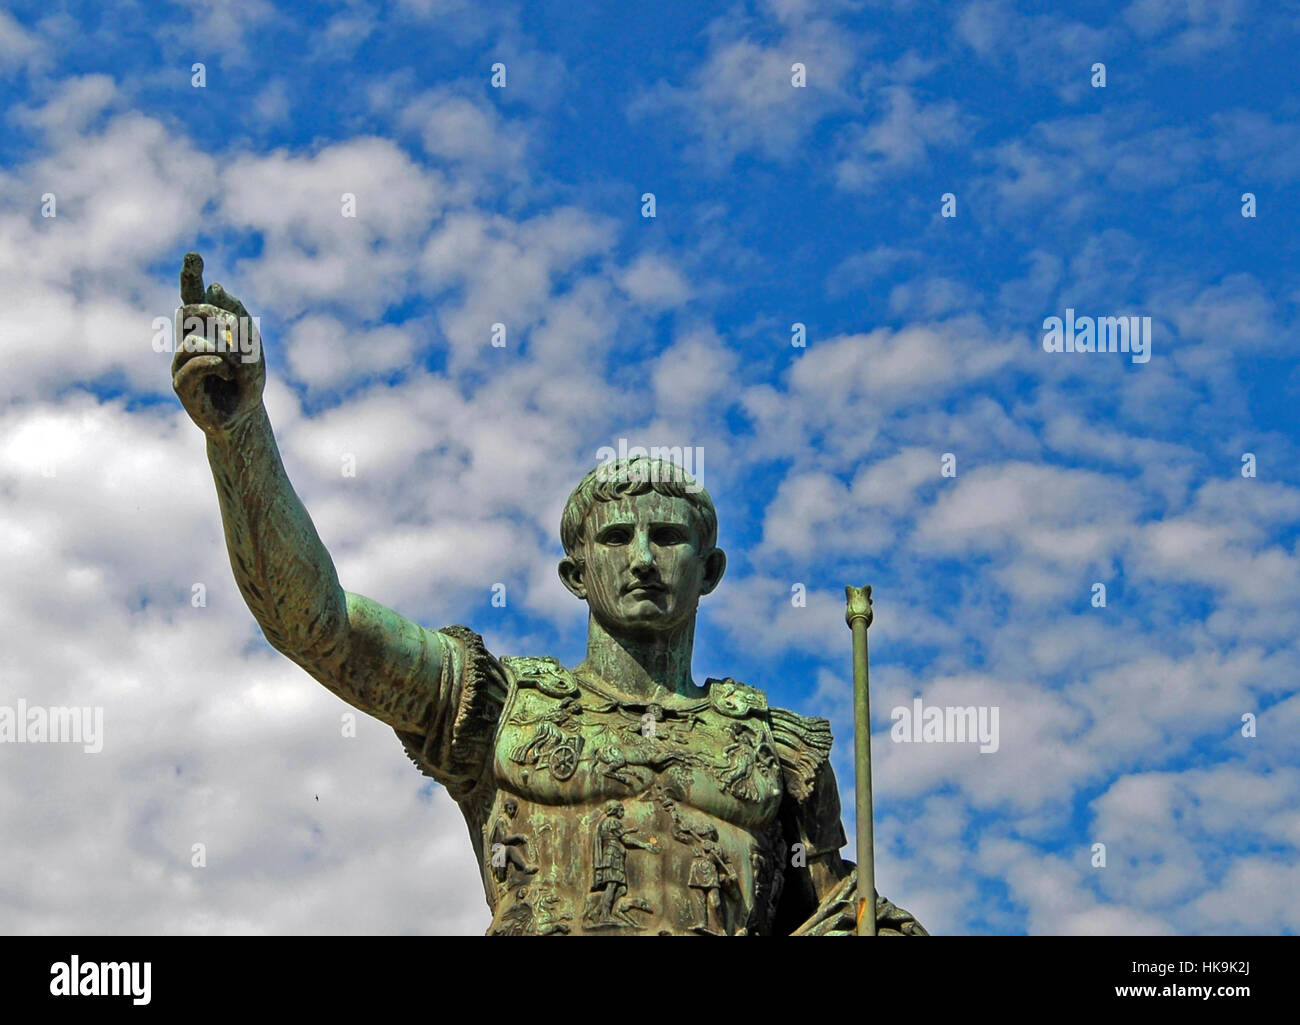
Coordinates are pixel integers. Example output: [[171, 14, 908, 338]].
[[560, 456, 717, 565]]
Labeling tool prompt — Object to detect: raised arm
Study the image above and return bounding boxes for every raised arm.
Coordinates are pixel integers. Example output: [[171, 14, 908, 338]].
[[171, 253, 443, 732]]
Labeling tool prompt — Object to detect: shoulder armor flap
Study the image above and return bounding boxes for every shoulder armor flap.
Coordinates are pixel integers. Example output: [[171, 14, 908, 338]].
[[704, 677, 768, 718], [500, 655, 577, 697], [768, 706, 834, 803]]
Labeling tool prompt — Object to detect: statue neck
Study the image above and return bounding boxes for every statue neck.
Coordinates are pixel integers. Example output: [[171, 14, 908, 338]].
[[577, 614, 703, 699]]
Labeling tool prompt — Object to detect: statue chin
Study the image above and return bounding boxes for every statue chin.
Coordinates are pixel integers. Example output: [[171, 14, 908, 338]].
[[593, 600, 685, 635]]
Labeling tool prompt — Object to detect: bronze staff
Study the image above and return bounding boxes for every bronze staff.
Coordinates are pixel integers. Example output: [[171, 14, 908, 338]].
[[845, 585, 875, 936]]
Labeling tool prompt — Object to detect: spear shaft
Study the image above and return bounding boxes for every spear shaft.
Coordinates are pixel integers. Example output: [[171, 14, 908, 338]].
[[845, 585, 875, 936]]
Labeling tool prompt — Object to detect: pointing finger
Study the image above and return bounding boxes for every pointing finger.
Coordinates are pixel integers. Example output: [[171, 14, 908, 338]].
[[181, 252, 205, 305]]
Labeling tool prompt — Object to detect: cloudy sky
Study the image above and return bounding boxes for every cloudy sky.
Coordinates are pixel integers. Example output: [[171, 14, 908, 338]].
[[1, 0, 1297, 936]]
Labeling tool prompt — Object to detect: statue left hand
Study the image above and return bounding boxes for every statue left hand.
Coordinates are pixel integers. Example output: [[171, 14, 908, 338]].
[[790, 867, 929, 936]]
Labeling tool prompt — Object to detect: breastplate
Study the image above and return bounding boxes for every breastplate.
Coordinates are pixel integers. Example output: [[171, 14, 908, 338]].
[[482, 657, 787, 935]]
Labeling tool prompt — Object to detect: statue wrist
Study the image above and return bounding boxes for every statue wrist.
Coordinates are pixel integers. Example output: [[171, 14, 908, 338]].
[[205, 401, 269, 449]]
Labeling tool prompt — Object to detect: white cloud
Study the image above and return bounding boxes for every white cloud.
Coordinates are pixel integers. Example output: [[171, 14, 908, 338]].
[[284, 315, 416, 390], [399, 87, 530, 174], [218, 137, 445, 319], [160, 0, 279, 67], [956, 1, 1114, 102], [629, 14, 856, 168], [10, 73, 117, 138], [0, 8, 46, 73], [619, 253, 692, 309], [1124, 0, 1250, 58], [835, 87, 968, 193]]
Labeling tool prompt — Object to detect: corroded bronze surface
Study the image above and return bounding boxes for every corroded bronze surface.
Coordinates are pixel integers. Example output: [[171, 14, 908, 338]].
[[172, 254, 927, 936]]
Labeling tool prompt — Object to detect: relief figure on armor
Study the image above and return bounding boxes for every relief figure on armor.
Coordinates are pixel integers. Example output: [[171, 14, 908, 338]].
[[489, 798, 538, 887], [584, 801, 660, 929], [507, 697, 585, 781], [686, 825, 736, 935]]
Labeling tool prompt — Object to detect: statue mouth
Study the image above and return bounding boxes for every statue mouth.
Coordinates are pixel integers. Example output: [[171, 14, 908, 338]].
[[624, 582, 666, 596]]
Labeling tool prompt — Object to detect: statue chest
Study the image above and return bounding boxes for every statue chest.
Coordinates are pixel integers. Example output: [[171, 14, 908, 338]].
[[481, 661, 789, 936], [490, 659, 785, 828]]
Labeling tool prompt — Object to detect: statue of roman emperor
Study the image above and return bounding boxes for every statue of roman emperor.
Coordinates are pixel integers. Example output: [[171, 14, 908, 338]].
[[171, 254, 926, 936]]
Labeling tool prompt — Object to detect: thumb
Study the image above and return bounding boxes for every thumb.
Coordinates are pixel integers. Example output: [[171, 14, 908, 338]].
[[174, 352, 233, 412]]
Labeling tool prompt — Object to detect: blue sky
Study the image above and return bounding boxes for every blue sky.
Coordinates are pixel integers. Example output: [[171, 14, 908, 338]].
[[1, 0, 1298, 935]]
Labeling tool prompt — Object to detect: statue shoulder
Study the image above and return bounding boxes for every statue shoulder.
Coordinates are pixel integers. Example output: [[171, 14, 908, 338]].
[[393, 624, 510, 797], [698, 678, 834, 804], [499, 654, 578, 697], [766, 705, 835, 803], [696, 678, 833, 802], [702, 676, 768, 717]]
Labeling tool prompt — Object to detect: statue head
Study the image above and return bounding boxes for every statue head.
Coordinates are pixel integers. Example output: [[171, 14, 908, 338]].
[[558, 456, 726, 636]]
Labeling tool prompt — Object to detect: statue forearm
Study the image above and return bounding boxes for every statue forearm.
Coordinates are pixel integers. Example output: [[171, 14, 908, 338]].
[[174, 259, 446, 736], [205, 403, 447, 732], [206, 403, 349, 681]]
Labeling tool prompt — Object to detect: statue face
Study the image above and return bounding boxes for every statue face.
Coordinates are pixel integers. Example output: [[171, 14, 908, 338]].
[[560, 493, 725, 636]]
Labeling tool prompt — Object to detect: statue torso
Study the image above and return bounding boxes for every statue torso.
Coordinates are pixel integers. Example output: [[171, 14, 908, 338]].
[[481, 656, 787, 936]]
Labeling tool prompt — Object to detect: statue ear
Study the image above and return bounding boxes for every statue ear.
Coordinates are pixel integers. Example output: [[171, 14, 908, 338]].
[[699, 547, 726, 596], [558, 556, 587, 600]]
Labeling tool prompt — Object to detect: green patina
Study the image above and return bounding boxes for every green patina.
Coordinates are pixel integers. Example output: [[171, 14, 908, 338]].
[[172, 253, 927, 935]]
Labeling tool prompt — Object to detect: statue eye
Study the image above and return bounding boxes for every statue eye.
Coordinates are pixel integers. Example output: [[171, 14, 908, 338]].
[[653, 527, 686, 545], [600, 527, 631, 545]]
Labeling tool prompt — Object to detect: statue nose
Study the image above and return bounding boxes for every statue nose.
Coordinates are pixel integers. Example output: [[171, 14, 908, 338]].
[[631, 532, 654, 567]]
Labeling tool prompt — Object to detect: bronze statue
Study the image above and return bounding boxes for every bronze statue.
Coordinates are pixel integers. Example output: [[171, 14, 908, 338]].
[[171, 253, 927, 936]]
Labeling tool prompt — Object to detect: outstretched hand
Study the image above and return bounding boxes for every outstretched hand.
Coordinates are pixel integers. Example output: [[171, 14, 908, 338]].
[[172, 252, 266, 436]]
